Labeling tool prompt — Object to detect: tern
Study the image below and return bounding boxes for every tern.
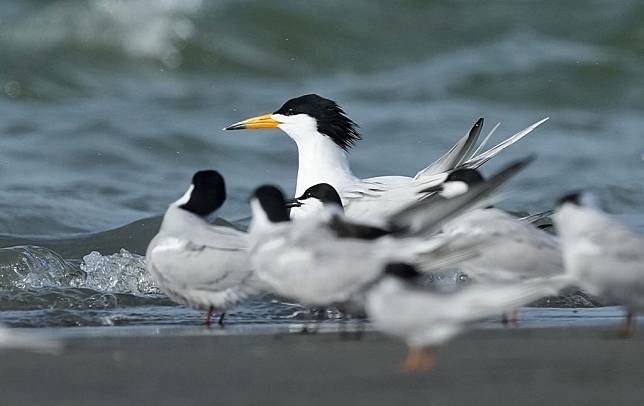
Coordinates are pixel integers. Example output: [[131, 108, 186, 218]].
[[554, 192, 644, 337], [366, 263, 569, 371], [422, 168, 564, 282], [146, 170, 263, 327], [287, 160, 561, 284], [247, 158, 532, 313], [225, 94, 548, 222]]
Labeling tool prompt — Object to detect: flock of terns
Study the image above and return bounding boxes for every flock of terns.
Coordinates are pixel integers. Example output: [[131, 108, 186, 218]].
[[3, 94, 644, 371]]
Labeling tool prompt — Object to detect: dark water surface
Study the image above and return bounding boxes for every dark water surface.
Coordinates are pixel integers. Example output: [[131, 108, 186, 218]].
[[0, 0, 642, 328]]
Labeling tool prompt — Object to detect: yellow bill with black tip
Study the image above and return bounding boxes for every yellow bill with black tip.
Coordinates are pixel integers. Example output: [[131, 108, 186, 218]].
[[223, 114, 280, 130]]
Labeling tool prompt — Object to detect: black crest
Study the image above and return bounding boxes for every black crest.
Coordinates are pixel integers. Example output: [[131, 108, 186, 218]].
[[274, 94, 361, 151], [298, 183, 343, 209], [557, 192, 582, 207], [446, 168, 485, 186], [383, 262, 422, 281], [253, 185, 291, 223], [180, 170, 226, 216]]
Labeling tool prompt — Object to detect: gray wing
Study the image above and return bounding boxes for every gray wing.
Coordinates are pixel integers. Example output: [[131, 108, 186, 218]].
[[148, 228, 253, 292], [389, 156, 535, 236]]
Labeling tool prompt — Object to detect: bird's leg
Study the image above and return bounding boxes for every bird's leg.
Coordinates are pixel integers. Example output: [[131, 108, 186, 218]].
[[619, 309, 635, 338], [501, 310, 518, 327], [299, 322, 318, 334], [309, 320, 320, 334], [218, 312, 226, 327], [204, 306, 215, 328], [401, 347, 436, 372]]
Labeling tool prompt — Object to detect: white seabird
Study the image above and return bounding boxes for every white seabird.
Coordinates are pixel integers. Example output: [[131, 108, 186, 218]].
[[246, 158, 533, 313], [423, 168, 564, 282], [365, 263, 570, 371], [554, 191, 644, 336], [224, 94, 548, 222], [146, 170, 263, 327]]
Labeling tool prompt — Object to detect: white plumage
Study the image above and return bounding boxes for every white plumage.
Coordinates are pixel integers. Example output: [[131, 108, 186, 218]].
[[439, 208, 563, 282], [366, 269, 570, 366], [554, 192, 644, 335], [146, 170, 264, 325], [224, 94, 548, 223]]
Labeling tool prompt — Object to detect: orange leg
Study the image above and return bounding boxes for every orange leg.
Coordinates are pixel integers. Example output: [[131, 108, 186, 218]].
[[401, 347, 436, 372]]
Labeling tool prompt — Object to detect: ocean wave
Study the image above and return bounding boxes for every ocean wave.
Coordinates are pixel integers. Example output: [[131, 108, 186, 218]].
[[0, 245, 81, 289], [3, 0, 203, 67], [0, 244, 159, 296], [2, 1, 642, 77], [75, 249, 159, 294]]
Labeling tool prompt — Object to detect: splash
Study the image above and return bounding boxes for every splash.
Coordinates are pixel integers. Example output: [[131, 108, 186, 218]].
[[75, 249, 160, 294], [0, 245, 159, 295], [0, 245, 82, 289]]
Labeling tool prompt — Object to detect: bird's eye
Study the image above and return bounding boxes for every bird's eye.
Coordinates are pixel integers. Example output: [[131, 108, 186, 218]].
[[287, 108, 294, 115]]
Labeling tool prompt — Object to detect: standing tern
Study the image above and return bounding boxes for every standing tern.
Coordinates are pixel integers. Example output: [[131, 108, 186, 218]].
[[247, 158, 532, 313], [365, 263, 570, 371], [146, 170, 263, 327], [224, 94, 548, 222], [554, 192, 644, 336]]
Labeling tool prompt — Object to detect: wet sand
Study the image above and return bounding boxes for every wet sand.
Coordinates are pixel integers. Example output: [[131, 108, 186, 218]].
[[2, 326, 643, 406]]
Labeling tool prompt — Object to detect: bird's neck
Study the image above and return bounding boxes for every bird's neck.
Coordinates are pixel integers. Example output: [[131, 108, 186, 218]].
[[292, 132, 356, 196]]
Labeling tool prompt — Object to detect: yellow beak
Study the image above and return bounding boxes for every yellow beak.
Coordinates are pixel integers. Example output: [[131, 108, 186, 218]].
[[223, 114, 280, 130]]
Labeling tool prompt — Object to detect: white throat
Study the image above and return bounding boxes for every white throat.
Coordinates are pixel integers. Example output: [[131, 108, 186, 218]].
[[440, 181, 469, 199], [273, 113, 356, 196]]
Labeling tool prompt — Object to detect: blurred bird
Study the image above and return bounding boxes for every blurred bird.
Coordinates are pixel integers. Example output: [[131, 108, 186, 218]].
[[554, 191, 644, 337], [146, 170, 264, 327], [224, 94, 548, 222], [420, 168, 564, 282], [365, 263, 570, 372], [0, 324, 61, 354], [246, 158, 532, 314]]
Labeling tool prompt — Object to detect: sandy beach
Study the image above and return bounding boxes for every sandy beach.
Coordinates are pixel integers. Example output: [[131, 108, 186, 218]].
[[2, 326, 643, 406]]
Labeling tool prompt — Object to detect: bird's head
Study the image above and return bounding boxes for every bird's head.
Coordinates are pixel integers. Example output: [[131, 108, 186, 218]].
[[224, 94, 361, 151], [250, 185, 291, 225], [556, 191, 599, 209], [175, 170, 227, 217], [286, 182, 344, 213], [382, 262, 423, 282], [421, 168, 485, 198]]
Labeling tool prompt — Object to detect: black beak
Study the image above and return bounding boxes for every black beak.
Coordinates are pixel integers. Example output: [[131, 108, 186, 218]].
[[285, 199, 302, 208], [419, 184, 443, 194], [224, 122, 246, 130]]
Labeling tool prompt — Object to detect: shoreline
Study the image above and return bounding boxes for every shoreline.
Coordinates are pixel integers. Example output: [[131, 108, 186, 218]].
[[2, 325, 643, 405]]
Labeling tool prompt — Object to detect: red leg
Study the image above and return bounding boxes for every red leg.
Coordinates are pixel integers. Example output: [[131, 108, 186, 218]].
[[204, 306, 215, 328], [511, 309, 519, 326]]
